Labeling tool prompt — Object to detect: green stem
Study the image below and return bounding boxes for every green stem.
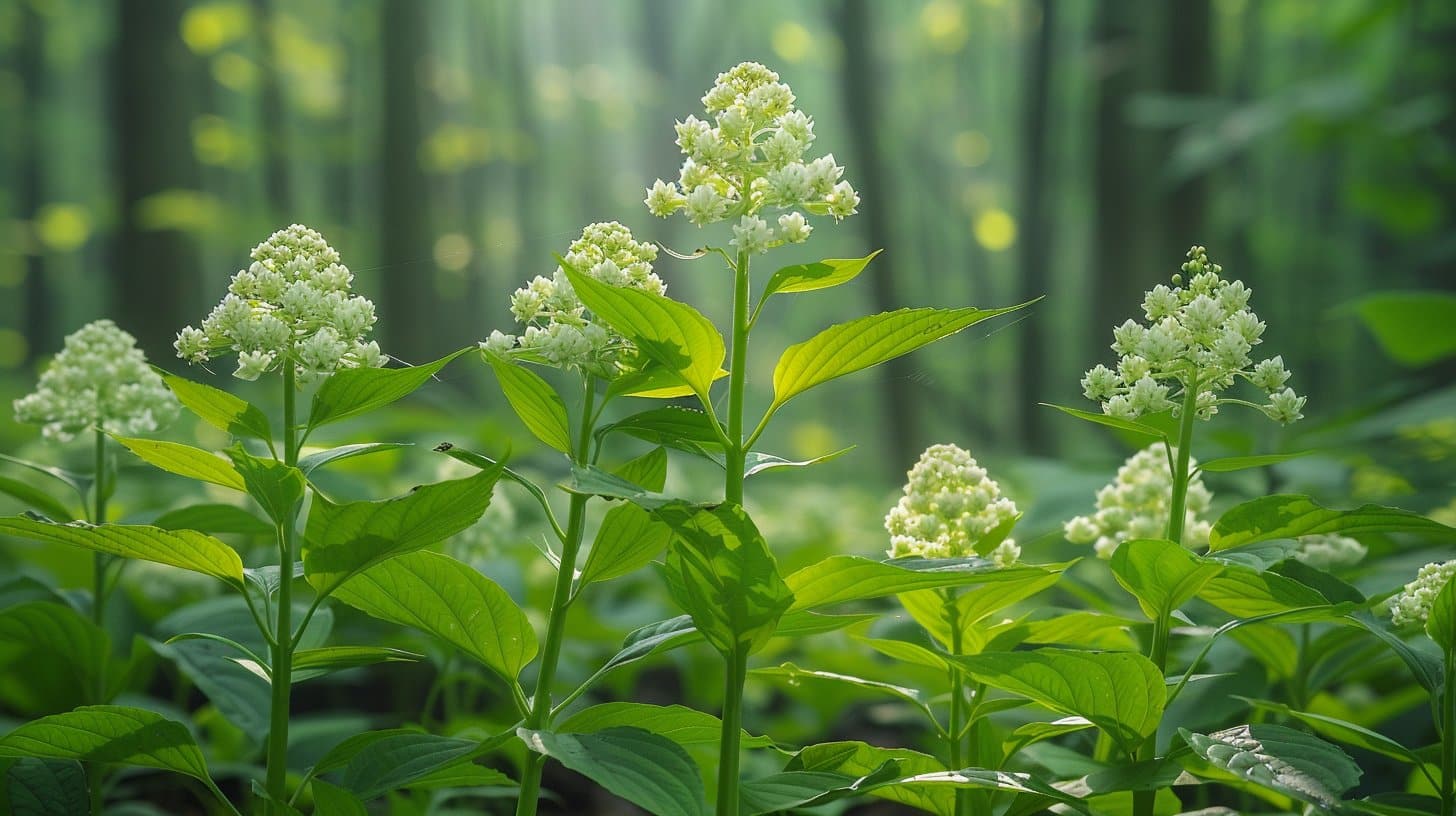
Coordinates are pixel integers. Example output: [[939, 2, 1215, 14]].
[[265, 362, 300, 814], [89, 426, 109, 815], [946, 594, 971, 816], [1133, 383, 1199, 816], [516, 378, 597, 816], [723, 250, 750, 506], [716, 644, 748, 816], [1442, 643, 1455, 816]]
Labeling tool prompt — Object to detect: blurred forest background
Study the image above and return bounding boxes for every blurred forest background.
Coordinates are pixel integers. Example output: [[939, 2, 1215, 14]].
[[1, 0, 1454, 490]]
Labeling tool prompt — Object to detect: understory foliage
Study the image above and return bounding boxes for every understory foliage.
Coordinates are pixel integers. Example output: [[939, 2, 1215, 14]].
[[0, 60, 1454, 816]]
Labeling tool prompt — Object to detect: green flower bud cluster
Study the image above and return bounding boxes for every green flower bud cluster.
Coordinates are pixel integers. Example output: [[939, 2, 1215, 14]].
[[884, 443, 1020, 566], [1063, 443, 1213, 559], [644, 61, 858, 254], [1080, 246, 1306, 424], [483, 222, 663, 377], [1388, 559, 1456, 627], [175, 224, 384, 382], [14, 319, 178, 443]]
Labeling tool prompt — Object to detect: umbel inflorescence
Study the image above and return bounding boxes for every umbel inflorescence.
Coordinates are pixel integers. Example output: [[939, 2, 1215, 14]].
[[483, 222, 663, 375], [13, 319, 179, 443], [644, 61, 859, 254], [1064, 443, 1214, 559], [1080, 246, 1306, 424], [885, 443, 1021, 566], [174, 224, 385, 382]]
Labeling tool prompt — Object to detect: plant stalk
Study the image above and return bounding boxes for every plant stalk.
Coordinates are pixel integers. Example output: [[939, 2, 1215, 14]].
[[716, 644, 749, 816], [90, 425, 108, 814], [946, 593, 971, 816], [265, 361, 301, 813], [516, 378, 597, 816], [1443, 643, 1455, 816]]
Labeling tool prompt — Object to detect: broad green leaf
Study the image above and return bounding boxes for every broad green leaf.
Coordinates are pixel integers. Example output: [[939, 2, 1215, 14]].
[[562, 463, 676, 509], [308, 348, 469, 430], [1210, 494, 1456, 551], [4, 758, 87, 816], [0, 477, 74, 522], [605, 362, 728, 401], [0, 455, 88, 501], [599, 406, 724, 453], [1238, 697, 1427, 768], [753, 663, 935, 721], [1195, 451, 1312, 473], [303, 466, 501, 596], [1041, 403, 1169, 441], [1006, 716, 1096, 755], [317, 730, 495, 800], [856, 635, 952, 671], [786, 556, 1066, 612], [152, 503, 271, 536], [952, 648, 1166, 750], [1350, 614, 1444, 695], [309, 780, 367, 814], [772, 304, 1033, 410], [162, 373, 273, 443], [1179, 724, 1360, 810], [0, 517, 244, 590], [656, 504, 794, 656], [0, 706, 210, 781], [1019, 611, 1140, 652], [1197, 562, 1332, 617], [1348, 290, 1456, 366], [486, 354, 573, 453], [331, 550, 536, 682], [290, 646, 422, 683], [1425, 572, 1456, 652], [112, 437, 244, 491], [612, 447, 668, 492], [297, 443, 408, 475], [580, 502, 673, 586], [556, 702, 772, 752], [518, 727, 707, 816], [397, 763, 513, 791], [0, 603, 114, 711], [740, 762, 901, 815], [756, 251, 882, 307], [224, 445, 304, 526], [561, 264, 725, 400], [743, 448, 854, 478], [1111, 539, 1223, 620], [1205, 540, 1300, 572], [897, 569, 1063, 648]]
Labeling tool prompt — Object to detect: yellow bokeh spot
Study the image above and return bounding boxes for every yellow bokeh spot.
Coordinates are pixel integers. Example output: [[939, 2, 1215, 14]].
[[772, 21, 814, 63], [0, 329, 27, 368], [973, 208, 1016, 252], [192, 115, 251, 167], [920, 0, 969, 53], [952, 130, 990, 167], [180, 2, 251, 55], [420, 124, 493, 173], [789, 421, 839, 463], [36, 204, 91, 252], [434, 233, 473, 272], [212, 53, 258, 91], [135, 189, 223, 232]]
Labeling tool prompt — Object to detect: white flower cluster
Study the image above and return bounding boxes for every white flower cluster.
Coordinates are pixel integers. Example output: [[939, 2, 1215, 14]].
[[14, 320, 178, 443], [482, 222, 663, 376], [1080, 246, 1306, 424], [1292, 533, 1367, 571], [1063, 443, 1213, 559], [644, 61, 859, 254], [1388, 559, 1456, 628], [885, 444, 1020, 566], [174, 224, 384, 382]]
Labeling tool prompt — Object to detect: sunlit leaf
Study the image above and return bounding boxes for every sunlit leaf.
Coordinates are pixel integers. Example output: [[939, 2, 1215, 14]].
[[1210, 494, 1456, 551], [1195, 451, 1313, 473], [1041, 403, 1169, 441], [486, 354, 573, 453], [0, 706, 211, 781], [1111, 539, 1223, 620], [755, 251, 882, 311], [162, 373, 273, 444], [152, 503, 271, 536], [786, 556, 1066, 612], [580, 503, 673, 587], [297, 443, 408, 476], [113, 437, 244, 491], [308, 348, 469, 430], [0, 517, 244, 590]]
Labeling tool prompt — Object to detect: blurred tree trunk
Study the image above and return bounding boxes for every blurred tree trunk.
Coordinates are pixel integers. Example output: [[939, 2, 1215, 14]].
[[112, 0, 200, 360], [1156, 0, 1211, 264], [251, 0, 292, 220], [379, 0, 434, 363], [19, 2, 54, 362], [1016, 0, 1056, 453], [834, 0, 916, 478]]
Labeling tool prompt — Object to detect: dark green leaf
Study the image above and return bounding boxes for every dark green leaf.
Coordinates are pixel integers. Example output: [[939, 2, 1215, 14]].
[[740, 761, 900, 815], [1238, 697, 1426, 768], [599, 406, 724, 453], [0, 478, 75, 522], [557, 702, 772, 752], [4, 758, 87, 816], [0, 602, 113, 709], [518, 727, 707, 816], [308, 348, 469, 430], [561, 463, 676, 509], [309, 780, 367, 814], [0, 706, 211, 781], [1425, 572, 1456, 652], [1197, 562, 1333, 617], [1210, 494, 1456, 551], [320, 730, 493, 800], [152, 503, 272, 536], [1179, 724, 1361, 810], [290, 646, 422, 683]]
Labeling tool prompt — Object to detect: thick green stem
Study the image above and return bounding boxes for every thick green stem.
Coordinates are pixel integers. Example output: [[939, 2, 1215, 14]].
[[946, 594, 971, 816], [723, 250, 750, 506], [265, 362, 300, 814], [88, 427, 109, 814], [716, 644, 748, 816], [1443, 644, 1455, 816], [516, 379, 597, 816]]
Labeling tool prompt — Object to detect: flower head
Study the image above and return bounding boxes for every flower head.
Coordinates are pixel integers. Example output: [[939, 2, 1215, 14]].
[[175, 224, 384, 382], [485, 222, 662, 376], [885, 444, 1020, 562], [1063, 443, 1213, 559], [644, 62, 858, 251], [14, 320, 178, 442], [1292, 534, 1367, 571], [1080, 246, 1304, 424], [1388, 560, 1456, 628]]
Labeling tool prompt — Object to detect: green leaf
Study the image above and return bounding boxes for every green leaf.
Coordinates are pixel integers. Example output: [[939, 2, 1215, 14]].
[[656, 504, 794, 657], [486, 354, 573, 453], [1349, 613, 1444, 695], [1041, 403, 1169, 441], [561, 463, 676, 509], [556, 702, 772, 753], [756, 251, 882, 308], [1425, 572, 1456, 652], [896, 569, 1063, 648], [952, 648, 1166, 750], [753, 663, 935, 721], [604, 363, 728, 401], [317, 730, 494, 800], [4, 758, 87, 816], [224, 445, 304, 526], [518, 726, 707, 816], [599, 406, 724, 453], [162, 373, 273, 443], [1210, 494, 1456, 551], [772, 304, 1033, 411], [1347, 290, 1456, 367], [1197, 561, 1333, 617], [0, 602, 112, 704], [1179, 724, 1361, 810], [303, 466, 502, 597], [740, 762, 901, 815], [561, 263, 725, 400], [580, 503, 673, 586], [308, 348, 469, 430], [786, 555, 1067, 612], [1237, 697, 1427, 768], [0, 517, 244, 590], [1005, 716, 1097, 755], [1195, 451, 1313, 473], [0, 455, 89, 501], [743, 448, 854, 478], [297, 443, 408, 476], [112, 437, 244, 491], [152, 503, 272, 536], [309, 780, 367, 815], [331, 550, 536, 682], [0, 706, 211, 781], [1111, 539, 1223, 620], [0, 477, 75, 522], [290, 646, 422, 683], [612, 447, 668, 492]]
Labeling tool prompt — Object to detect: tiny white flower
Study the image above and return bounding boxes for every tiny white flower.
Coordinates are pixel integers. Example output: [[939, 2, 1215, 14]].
[[1389, 560, 1456, 627], [730, 215, 774, 255], [777, 212, 812, 244], [1063, 443, 1213, 558], [885, 443, 1020, 562]]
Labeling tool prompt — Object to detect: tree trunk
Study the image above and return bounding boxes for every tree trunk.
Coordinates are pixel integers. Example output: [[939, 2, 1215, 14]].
[[1016, 0, 1057, 453]]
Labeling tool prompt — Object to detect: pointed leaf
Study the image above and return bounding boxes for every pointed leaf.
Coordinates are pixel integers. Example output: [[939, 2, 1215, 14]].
[[0, 477, 75, 522], [1041, 403, 1169, 440], [1425, 572, 1456, 652], [309, 780, 368, 814], [743, 448, 853, 478], [600, 406, 725, 453], [1195, 451, 1313, 473], [162, 373, 272, 443], [612, 447, 668, 492], [486, 355, 573, 453], [291, 646, 422, 683], [1238, 697, 1426, 768], [4, 758, 88, 816], [224, 445, 304, 526], [757, 250, 882, 304], [787, 556, 1066, 612], [753, 663, 934, 721], [1210, 494, 1456, 551], [0, 706, 210, 781], [153, 503, 271, 536], [562, 463, 676, 509], [112, 437, 244, 491], [1111, 539, 1224, 620], [518, 726, 707, 816], [0, 455, 89, 501], [580, 502, 673, 586], [308, 348, 469, 430], [1348, 290, 1456, 366], [1197, 562, 1333, 618], [0, 517, 243, 590], [0, 602, 112, 708], [1179, 724, 1361, 810], [319, 730, 495, 800], [297, 443, 408, 475], [740, 762, 901, 815], [556, 702, 772, 752]]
